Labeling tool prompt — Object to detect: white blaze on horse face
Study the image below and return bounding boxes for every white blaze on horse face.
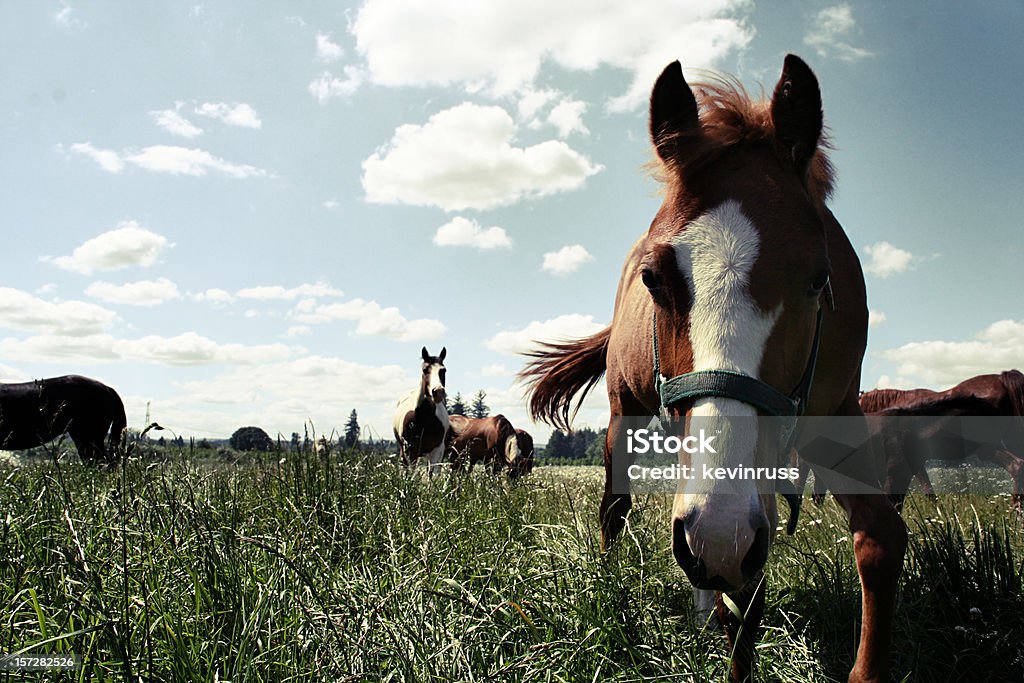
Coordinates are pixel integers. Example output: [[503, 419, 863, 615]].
[[669, 199, 781, 588], [427, 362, 446, 403], [504, 434, 521, 466]]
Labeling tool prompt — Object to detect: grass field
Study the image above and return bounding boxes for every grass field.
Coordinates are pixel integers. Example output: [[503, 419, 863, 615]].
[[2, 448, 1023, 682]]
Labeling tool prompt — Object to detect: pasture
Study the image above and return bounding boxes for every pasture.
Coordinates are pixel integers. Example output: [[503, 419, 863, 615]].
[[2, 448, 1023, 682]]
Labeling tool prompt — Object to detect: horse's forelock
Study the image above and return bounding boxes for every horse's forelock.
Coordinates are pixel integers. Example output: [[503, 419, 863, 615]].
[[650, 76, 834, 207]]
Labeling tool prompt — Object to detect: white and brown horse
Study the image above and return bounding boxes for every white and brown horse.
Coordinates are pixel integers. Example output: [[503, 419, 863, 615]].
[[448, 414, 520, 476], [393, 347, 449, 472], [522, 55, 906, 682]]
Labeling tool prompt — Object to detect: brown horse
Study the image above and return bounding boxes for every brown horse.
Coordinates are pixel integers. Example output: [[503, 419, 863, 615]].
[[521, 55, 906, 682], [0, 375, 127, 463], [862, 370, 1024, 511], [393, 347, 449, 471], [448, 414, 520, 475], [511, 428, 535, 478]]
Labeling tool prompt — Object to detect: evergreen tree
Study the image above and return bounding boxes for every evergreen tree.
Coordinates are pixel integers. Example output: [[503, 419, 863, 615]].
[[344, 409, 360, 447], [470, 390, 489, 419], [449, 392, 467, 416]]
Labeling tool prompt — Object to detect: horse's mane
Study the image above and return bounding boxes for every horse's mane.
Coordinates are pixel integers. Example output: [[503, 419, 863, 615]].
[[1000, 369, 1024, 418], [859, 389, 913, 414], [651, 75, 835, 207]]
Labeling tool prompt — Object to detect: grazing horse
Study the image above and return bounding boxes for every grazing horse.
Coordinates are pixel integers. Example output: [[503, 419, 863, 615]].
[[861, 370, 1024, 511], [510, 428, 535, 479], [448, 414, 521, 475], [521, 55, 906, 682], [393, 347, 449, 471], [0, 375, 127, 463]]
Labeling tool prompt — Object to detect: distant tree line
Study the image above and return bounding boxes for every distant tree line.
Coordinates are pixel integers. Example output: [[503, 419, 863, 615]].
[[446, 390, 489, 419], [542, 427, 606, 465]]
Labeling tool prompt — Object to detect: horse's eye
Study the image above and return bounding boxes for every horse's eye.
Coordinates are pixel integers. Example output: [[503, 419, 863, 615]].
[[641, 267, 662, 291], [809, 270, 830, 295], [439, 369, 446, 385]]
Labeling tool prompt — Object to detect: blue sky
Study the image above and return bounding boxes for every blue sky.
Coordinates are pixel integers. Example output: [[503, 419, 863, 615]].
[[1, 1, 1021, 442]]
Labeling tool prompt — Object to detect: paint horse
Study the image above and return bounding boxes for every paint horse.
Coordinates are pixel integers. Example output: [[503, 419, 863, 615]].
[[448, 414, 521, 476], [521, 55, 906, 682], [393, 347, 449, 471], [861, 370, 1024, 511], [0, 375, 127, 463], [510, 428, 535, 479]]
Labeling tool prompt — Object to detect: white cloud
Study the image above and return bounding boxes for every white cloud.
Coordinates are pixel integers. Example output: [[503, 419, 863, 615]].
[[44, 221, 169, 274], [484, 313, 604, 356], [236, 282, 344, 301], [194, 102, 262, 129], [125, 145, 267, 177], [67, 142, 269, 178], [362, 102, 602, 211], [547, 98, 589, 138], [156, 355, 413, 438], [309, 66, 365, 103], [879, 319, 1024, 388], [85, 278, 181, 307], [0, 287, 116, 335], [479, 364, 511, 377], [192, 288, 235, 305], [149, 109, 203, 138], [542, 244, 593, 276], [53, 2, 86, 30], [292, 298, 445, 342], [0, 332, 293, 367], [351, 0, 752, 110], [315, 32, 344, 61], [862, 241, 915, 278], [433, 216, 512, 249], [804, 4, 873, 62], [868, 310, 886, 327], [66, 142, 124, 173]]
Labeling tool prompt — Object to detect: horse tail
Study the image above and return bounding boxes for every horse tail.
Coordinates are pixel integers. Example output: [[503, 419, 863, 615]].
[[1000, 369, 1024, 418], [519, 326, 610, 432], [106, 386, 128, 458]]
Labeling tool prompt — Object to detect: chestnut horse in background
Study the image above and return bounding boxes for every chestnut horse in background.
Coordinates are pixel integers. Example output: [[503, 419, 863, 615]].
[[448, 414, 521, 476], [862, 370, 1024, 511], [393, 347, 449, 471], [521, 55, 905, 682], [0, 375, 127, 463]]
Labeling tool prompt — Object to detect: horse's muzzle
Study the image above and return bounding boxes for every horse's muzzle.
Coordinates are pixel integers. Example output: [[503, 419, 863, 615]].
[[672, 512, 770, 592]]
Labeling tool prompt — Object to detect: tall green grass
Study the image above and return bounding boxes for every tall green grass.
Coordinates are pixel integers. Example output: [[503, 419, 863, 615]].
[[2, 450, 1023, 681]]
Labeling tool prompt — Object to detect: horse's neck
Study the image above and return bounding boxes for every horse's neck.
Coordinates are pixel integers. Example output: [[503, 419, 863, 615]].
[[415, 380, 436, 415]]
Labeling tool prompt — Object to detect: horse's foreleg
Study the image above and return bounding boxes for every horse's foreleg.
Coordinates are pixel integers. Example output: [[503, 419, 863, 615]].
[[600, 418, 632, 551], [716, 573, 766, 683], [986, 449, 1024, 511], [832, 493, 907, 683], [426, 443, 445, 477]]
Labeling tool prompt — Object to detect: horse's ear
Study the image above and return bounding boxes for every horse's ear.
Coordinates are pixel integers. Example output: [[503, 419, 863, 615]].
[[770, 54, 823, 172], [421, 346, 429, 362], [649, 60, 700, 163], [439, 347, 447, 363]]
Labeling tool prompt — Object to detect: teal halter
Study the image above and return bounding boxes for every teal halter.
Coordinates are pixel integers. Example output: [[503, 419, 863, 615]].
[[652, 307, 824, 420]]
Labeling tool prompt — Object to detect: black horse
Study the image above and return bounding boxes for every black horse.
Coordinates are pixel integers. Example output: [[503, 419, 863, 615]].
[[0, 375, 127, 463]]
